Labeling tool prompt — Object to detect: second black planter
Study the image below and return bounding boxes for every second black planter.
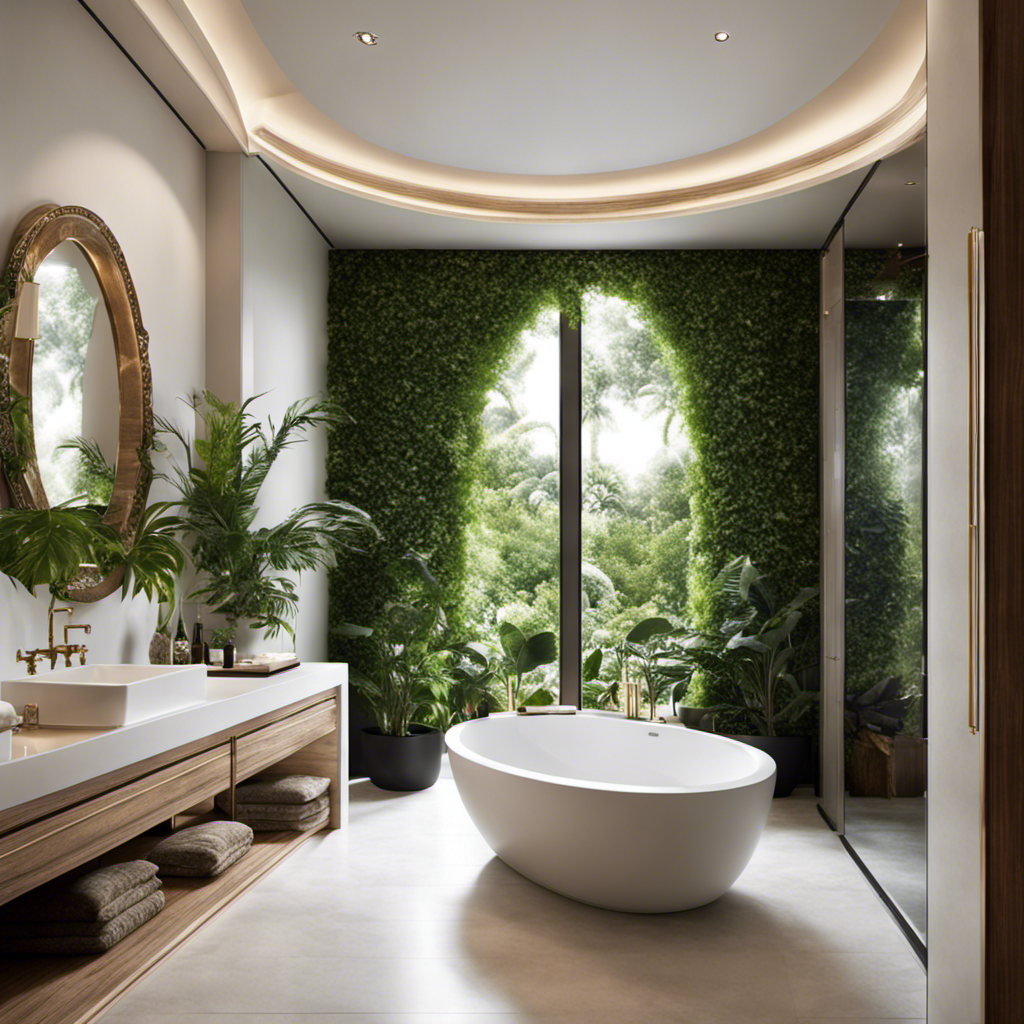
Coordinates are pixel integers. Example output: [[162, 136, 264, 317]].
[[727, 734, 811, 798], [361, 724, 444, 792]]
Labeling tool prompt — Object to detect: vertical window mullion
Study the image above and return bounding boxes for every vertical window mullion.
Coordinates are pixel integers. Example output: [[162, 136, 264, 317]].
[[559, 312, 582, 706]]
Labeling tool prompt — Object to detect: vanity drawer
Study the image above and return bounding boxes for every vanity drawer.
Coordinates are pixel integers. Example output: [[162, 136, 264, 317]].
[[0, 743, 231, 906], [234, 697, 337, 782]]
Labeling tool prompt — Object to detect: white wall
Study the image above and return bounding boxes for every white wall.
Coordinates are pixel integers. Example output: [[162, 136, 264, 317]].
[[926, 0, 984, 1019], [243, 158, 331, 661], [0, 0, 205, 674], [204, 154, 331, 659]]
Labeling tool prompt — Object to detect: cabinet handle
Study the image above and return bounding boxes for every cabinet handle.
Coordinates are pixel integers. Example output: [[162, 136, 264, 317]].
[[968, 227, 984, 735]]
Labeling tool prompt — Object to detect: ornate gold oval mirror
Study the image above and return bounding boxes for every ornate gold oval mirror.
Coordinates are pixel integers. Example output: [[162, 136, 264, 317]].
[[0, 204, 153, 601]]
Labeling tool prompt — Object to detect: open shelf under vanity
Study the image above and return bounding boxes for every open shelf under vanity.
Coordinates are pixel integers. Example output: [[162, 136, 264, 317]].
[[0, 665, 348, 1024]]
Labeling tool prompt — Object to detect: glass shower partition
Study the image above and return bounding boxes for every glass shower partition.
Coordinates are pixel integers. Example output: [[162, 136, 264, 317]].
[[819, 141, 927, 959]]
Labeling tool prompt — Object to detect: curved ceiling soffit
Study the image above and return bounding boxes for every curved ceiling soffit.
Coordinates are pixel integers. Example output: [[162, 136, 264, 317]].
[[137, 0, 926, 223]]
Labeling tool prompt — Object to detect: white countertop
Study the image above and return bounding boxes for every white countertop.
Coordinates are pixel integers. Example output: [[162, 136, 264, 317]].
[[0, 662, 347, 813]]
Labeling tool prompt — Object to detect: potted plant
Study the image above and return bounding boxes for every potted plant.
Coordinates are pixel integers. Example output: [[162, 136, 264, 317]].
[[157, 391, 377, 646], [339, 553, 450, 791], [0, 498, 185, 627], [683, 556, 818, 797]]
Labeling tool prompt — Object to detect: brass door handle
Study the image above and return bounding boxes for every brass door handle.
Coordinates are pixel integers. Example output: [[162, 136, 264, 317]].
[[967, 227, 984, 735]]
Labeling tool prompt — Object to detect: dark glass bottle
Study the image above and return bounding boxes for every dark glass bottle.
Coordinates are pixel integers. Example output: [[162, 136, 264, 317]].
[[223, 640, 235, 669], [173, 609, 190, 665], [190, 611, 205, 667]]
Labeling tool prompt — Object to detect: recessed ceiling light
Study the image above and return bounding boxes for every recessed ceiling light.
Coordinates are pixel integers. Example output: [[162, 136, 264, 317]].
[[353, 31, 378, 46], [714, 31, 730, 42], [904, 180, 918, 186]]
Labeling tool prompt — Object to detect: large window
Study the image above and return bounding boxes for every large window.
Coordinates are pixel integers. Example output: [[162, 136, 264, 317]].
[[465, 294, 691, 714]]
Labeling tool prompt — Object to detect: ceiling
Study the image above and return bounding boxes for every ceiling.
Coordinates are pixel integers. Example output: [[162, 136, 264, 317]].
[[272, 135, 926, 249], [90, 0, 926, 246], [239, 0, 903, 176]]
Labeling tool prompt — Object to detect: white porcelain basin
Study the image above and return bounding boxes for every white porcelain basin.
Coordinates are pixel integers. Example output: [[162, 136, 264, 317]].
[[1, 665, 208, 728]]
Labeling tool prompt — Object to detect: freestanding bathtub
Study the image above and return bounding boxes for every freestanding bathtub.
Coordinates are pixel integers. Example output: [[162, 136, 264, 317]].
[[446, 711, 776, 913]]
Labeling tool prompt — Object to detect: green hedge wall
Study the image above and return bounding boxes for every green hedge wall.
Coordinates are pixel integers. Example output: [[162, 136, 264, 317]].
[[326, 250, 821, 684]]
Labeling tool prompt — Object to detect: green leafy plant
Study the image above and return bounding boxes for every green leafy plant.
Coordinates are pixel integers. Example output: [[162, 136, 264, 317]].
[[496, 621, 557, 709], [209, 626, 235, 648], [619, 617, 688, 719], [683, 556, 818, 737], [119, 502, 186, 609], [431, 641, 497, 729], [340, 553, 450, 737], [0, 503, 116, 595], [0, 498, 184, 623], [158, 390, 378, 640], [57, 436, 116, 506]]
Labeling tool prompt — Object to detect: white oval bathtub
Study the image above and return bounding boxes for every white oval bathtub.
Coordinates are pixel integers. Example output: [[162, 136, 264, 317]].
[[446, 711, 776, 913]]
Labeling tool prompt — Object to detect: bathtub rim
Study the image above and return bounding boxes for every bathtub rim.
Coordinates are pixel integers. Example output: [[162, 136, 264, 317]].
[[445, 710, 777, 796]]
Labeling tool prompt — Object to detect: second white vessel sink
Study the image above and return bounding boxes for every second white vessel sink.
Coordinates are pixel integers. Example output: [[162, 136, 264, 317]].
[[1, 665, 208, 728]]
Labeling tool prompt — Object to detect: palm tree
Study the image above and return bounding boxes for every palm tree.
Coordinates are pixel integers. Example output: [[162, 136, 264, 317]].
[[582, 349, 615, 463]]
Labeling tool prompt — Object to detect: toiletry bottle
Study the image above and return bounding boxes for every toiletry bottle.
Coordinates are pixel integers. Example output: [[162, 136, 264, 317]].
[[190, 610, 205, 666], [223, 639, 235, 669], [173, 607, 191, 665]]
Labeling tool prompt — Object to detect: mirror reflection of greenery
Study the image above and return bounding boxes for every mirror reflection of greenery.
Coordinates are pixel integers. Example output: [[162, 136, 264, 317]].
[[33, 262, 99, 503], [58, 436, 115, 506]]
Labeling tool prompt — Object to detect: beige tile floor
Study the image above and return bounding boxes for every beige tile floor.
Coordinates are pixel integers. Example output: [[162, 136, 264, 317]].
[[98, 761, 925, 1024]]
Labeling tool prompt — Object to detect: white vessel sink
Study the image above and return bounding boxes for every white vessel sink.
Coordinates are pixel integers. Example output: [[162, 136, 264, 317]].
[[1, 665, 208, 728]]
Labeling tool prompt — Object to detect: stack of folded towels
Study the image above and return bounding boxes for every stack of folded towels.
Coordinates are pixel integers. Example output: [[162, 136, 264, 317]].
[[215, 774, 331, 831], [0, 861, 163, 956], [146, 820, 253, 878]]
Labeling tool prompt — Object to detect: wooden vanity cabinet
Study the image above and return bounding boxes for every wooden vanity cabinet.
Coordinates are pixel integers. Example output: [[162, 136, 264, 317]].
[[0, 689, 339, 908], [0, 687, 342, 1024]]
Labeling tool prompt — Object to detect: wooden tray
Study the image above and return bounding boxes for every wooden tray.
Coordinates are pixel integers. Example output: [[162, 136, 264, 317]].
[[206, 657, 300, 677]]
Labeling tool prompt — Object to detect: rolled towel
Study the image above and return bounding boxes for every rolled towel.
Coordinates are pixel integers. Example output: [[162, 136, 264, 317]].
[[0, 700, 19, 729], [146, 821, 253, 878], [0, 891, 165, 956], [215, 774, 330, 811], [0, 861, 159, 924], [2, 880, 162, 938], [241, 805, 330, 833], [233, 794, 329, 823], [516, 705, 577, 715]]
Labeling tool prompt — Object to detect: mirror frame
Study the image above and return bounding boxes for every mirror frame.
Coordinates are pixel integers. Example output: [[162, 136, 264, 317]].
[[0, 204, 154, 601]]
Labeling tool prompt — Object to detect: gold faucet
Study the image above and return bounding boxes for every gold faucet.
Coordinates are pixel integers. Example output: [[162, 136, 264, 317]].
[[60, 622, 91, 666], [15, 608, 91, 674]]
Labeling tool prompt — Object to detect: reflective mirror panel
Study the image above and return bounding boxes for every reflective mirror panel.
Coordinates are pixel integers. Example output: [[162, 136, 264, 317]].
[[32, 241, 118, 507], [843, 139, 927, 944], [0, 204, 153, 601]]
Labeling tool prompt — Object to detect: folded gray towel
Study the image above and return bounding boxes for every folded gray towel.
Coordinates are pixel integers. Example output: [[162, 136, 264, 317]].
[[242, 805, 330, 833], [146, 821, 253, 878], [233, 794, 329, 822], [0, 891, 165, 955], [1, 879, 163, 937], [0, 861, 159, 924], [215, 774, 330, 810]]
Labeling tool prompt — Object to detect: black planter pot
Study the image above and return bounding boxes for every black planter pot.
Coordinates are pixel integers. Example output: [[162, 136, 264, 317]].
[[727, 735, 811, 798], [361, 724, 444, 792]]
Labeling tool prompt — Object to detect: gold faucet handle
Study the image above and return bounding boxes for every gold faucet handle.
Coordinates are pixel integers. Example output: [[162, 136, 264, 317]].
[[15, 650, 38, 676]]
